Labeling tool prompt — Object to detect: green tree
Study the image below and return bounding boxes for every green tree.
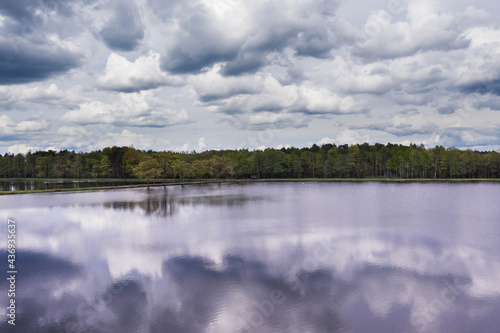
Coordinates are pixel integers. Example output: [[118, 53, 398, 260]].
[[13, 154, 25, 178], [281, 154, 292, 178], [172, 158, 190, 180], [98, 155, 112, 178], [132, 157, 161, 184], [447, 148, 465, 178], [154, 151, 175, 182], [418, 150, 432, 178], [209, 155, 232, 179], [192, 159, 210, 179], [35, 157, 50, 178]]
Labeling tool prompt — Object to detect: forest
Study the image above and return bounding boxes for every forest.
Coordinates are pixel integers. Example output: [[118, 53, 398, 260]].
[[1, 143, 499, 180]]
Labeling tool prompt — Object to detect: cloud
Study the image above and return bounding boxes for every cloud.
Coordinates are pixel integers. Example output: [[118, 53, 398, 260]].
[[159, 0, 344, 74], [0, 0, 77, 32], [99, 0, 144, 51], [96, 129, 154, 150], [0, 115, 49, 140], [353, 1, 489, 60], [197, 137, 207, 151], [311, 51, 449, 99], [193, 67, 367, 130], [219, 52, 267, 76], [2, 1, 500, 153], [369, 112, 438, 137], [343, 108, 441, 142], [190, 67, 263, 102], [56, 125, 97, 150], [97, 52, 183, 93], [6, 143, 41, 154], [52, 126, 169, 151], [317, 137, 335, 146], [0, 36, 83, 85], [473, 95, 500, 111], [452, 27, 500, 95], [172, 142, 190, 152], [298, 86, 367, 114], [440, 127, 500, 147], [333, 130, 370, 145], [0, 0, 87, 85], [62, 91, 190, 127], [227, 111, 310, 130], [0, 84, 83, 110]]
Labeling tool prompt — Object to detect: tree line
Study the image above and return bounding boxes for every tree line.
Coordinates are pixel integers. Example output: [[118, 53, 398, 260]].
[[0, 143, 499, 180]]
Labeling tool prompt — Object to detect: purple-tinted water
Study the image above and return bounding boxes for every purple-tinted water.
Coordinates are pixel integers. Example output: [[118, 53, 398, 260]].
[[1, 182, 499, 332]]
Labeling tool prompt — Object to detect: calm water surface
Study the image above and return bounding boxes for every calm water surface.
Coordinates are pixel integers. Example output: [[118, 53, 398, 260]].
[[0, 182, 499, 332]]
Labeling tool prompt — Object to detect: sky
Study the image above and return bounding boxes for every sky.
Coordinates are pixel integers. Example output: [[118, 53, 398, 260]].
[[0, 0, 500, 154]]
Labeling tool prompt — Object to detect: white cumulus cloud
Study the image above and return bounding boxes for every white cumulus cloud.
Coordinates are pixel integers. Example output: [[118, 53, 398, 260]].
[[97, 52, 184, 92]]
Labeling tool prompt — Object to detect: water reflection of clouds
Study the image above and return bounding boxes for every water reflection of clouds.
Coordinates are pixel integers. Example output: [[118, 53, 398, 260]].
[[1, 248, 500, 332], [2, 183, 500, 332]]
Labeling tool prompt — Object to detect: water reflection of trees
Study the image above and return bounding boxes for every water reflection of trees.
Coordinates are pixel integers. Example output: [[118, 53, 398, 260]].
[[103, 195, 178, 217], [103, 193, 261, 217]]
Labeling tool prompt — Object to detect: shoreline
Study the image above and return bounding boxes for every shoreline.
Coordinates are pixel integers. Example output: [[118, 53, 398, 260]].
[[1, 178, 500, 195]]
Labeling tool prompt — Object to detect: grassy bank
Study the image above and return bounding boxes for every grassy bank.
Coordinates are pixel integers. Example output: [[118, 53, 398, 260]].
[[1, 178, 499, 195], [0, 178, 168, 183], [255, 178, 500, 182], [0, 179, 236, 195]]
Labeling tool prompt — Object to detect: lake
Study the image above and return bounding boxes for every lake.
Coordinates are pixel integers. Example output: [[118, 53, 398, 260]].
[[1, 182, 500, 332]]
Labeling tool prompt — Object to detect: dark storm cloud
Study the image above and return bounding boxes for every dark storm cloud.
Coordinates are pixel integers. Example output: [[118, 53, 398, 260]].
[[161, 20, 239, 73], [0, 40, 83, 85], [0, 0, 86, 85], [458, 79, 500, 95], [99, 1, 145, 52], [0, 0, 73, 27], [219, 52, 267, 76]]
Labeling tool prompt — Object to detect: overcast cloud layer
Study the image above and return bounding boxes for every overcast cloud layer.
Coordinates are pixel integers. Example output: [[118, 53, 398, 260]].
[[1, 0, 500, 153]]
